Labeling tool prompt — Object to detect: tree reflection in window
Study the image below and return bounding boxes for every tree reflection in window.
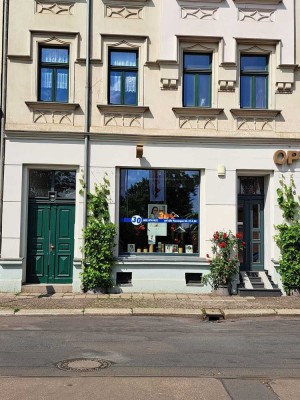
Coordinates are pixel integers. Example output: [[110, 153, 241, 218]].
[[29, 170, 76, 199], [119, 169, 200, 255]]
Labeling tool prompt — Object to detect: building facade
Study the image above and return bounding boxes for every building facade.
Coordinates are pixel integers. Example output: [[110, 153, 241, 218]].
[[0, 0, 299, 294]]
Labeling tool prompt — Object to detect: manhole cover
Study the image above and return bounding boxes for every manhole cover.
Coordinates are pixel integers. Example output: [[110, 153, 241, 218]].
[[56, 358, 112, 372]]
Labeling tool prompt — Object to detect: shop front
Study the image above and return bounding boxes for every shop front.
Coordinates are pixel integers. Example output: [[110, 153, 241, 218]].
[[0, 137, 297, 294]]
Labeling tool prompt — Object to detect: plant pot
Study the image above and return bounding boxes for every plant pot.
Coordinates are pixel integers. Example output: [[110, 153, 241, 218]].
[[87, 287, 107, 294], [289, 288, 300, 296], [212, 286, 230, 296]]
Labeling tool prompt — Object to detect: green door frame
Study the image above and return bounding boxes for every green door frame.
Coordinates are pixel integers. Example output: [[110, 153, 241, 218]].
[[238, 195, 264, 272]]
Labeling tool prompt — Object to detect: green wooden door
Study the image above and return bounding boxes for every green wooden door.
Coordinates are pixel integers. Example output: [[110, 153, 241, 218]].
[[27, 204, 75, 284], [238, 197, 264, 272]]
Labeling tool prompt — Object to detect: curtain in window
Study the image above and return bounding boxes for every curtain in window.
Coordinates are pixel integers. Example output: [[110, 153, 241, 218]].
[[111, 52, 136, 67], [41, 70, 52, 89], [57, 70, 68, 89], [42, 48, 69, 63], [125, 75, 136, 93], [111, 74, 121, 91]]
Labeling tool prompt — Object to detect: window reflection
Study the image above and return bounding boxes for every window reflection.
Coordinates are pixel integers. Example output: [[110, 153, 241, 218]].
[[119, 169, 200, 255], [29, 170, 76, 200]]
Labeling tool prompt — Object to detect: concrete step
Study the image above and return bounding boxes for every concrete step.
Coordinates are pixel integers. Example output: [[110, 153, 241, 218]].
[[248, 277, 263, 283], [21, 284, 73, 294], [239, 288, 282, 297], [252, 283, 265, 289]]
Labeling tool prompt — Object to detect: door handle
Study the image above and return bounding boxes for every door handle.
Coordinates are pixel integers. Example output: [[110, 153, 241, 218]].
[[50, 244, 55, 251]]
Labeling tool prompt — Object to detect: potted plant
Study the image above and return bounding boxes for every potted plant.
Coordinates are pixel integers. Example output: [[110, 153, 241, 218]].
[[203, 230, 245, 295]]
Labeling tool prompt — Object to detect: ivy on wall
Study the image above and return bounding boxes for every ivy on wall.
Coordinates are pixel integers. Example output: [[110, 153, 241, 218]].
[[81, 176, 116, 292], [274, 175, 300, 293]]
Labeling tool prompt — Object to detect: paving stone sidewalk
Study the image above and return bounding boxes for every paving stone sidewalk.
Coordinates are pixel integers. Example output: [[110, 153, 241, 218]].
[[0, 292, 299, 318]]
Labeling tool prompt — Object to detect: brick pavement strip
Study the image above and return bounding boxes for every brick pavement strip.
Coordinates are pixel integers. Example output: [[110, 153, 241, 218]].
[[1, 294, 300, 318]]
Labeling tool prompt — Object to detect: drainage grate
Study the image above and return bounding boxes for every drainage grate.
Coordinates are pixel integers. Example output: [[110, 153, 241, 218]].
[[204, 309, 224, 322], [56, 358, 112, 372]]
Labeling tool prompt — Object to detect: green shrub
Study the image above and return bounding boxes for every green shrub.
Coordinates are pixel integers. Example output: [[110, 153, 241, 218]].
[[275, 175, 300, 292], [81, 177, 116, 291]]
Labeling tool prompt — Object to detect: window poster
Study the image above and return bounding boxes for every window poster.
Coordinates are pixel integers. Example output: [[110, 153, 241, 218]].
[[147, 204, 167, 237], [148, 235, 156, 245], [149, 170, 165, 202]]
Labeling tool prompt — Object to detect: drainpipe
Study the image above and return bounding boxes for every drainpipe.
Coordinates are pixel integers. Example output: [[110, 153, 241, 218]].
[[83, 0, 91, 231], [0, 0, 9, 255]]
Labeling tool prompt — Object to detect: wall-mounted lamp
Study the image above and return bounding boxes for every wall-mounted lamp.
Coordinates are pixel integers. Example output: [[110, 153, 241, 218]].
[[217, 164, 226, 177], [136, 144, 143, 158]]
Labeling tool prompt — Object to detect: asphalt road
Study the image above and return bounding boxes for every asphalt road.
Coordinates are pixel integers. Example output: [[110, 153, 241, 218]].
[[0, 316, 300, 399]]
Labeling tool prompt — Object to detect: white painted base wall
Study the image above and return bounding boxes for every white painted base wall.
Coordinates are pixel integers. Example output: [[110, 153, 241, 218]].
[[111, 262, 211, 294]]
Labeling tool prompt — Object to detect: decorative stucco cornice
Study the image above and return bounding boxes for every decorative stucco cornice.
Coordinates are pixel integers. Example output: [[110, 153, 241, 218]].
[[29, 29, 79, 37], [278, 64, 298, 71], [25, 101, 80, 111], [97, 105, 149, 114], [102, 0, 148, 3], [5, 130, 300, 147], [234, 37, 280, 45], [172, 107, 224, 117], [177, 0, 222, 3], [230, 109, 281, 118], [176, 35, 223, 44], [233, 0, 282, 4]]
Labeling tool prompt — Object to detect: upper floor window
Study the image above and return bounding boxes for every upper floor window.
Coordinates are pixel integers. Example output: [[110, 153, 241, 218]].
[[240, 55, 268, 109], [183, 53, 212, 107], [109, 50, 138, 105], [39, 47, 69, 102]]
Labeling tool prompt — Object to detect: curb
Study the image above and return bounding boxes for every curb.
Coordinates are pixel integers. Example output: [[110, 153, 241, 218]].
[[275, 309, 300, 317], [16, 309, 83, 316], [0, 309, 14, 316], [1, 308, 300, 318], [222, 309, 277, 318], [84, 308, 132, 315], [132, 308, 203, 317]]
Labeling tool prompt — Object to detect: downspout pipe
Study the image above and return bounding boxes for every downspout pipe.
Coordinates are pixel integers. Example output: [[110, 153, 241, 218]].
[[0, 0, 9, 255], [83, 0, 91, 231]]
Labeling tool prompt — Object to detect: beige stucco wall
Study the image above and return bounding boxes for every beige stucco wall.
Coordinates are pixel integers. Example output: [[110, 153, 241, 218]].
[[1, 0, 300, 292], [4, 0, 299, 139]]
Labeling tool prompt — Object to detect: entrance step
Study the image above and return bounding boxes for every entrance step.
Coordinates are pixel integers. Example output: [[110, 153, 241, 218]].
[[21, 284, 73, 294], [238, 271, 282, 297], [239, 288, 282, 297]]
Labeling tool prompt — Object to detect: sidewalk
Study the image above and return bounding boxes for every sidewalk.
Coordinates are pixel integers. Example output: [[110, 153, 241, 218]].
[[0, 292, 300, 318]]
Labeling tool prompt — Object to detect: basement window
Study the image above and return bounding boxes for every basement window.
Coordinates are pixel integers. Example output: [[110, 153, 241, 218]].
[[116, 272, 132, 286], [185, 273, 202, 286]]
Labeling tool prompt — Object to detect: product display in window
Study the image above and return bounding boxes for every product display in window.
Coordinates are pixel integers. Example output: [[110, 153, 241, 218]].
[[119, 169, 200, 255]]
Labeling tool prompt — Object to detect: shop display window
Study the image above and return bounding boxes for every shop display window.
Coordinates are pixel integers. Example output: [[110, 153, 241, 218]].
[[119, 169, 200, 255]]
